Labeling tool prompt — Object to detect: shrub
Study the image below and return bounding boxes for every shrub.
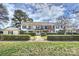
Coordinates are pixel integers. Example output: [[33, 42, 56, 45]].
[[29, 32, 36, 36], [47, 35, 79, 41], [26, 32, 36, 36], [20, 30, 26, 34], [20, 30, 36, 36], [43, 30, 48, 33], [0, 34, 30, 41], [28, 31, 33, 33], [57, 30, 65, 34], [41, 33, 46, 36], [66, 32, 79, 35]]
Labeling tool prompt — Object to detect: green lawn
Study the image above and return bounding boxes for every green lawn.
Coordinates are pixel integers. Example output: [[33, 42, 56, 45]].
[[0, 42, 79, 56]]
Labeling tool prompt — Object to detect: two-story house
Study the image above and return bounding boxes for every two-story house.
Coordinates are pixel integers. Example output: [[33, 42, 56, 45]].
[[21, 21, 56, 34]]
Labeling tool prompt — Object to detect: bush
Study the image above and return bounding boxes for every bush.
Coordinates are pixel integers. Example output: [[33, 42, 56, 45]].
[[20, 30, 26, 34], [43, 30, 48, 33], [20, 30, 36, 36], [57, 30, 65, 34], [41, 33, 46, 36], [26, 32, 36, 36], [0, 34, 30, 41], [47, 35, 79, 41], [66, 32, 79, 35], [28, 31, 33, 33]]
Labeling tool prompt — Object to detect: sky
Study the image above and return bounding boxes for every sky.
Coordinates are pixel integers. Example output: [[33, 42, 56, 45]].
[[3, 3, 79, 22], [1, 3, 79, 28]]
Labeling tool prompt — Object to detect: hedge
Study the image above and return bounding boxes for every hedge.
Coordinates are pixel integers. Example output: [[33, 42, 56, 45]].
[[26, 32, 36, 36], [47, 33, 79, 35], [20, 31, 36, 36], [47, 35, 79, 41], [47, 33, 64, 35], [21, 32, 36, 36], [0, 34, 30, 41], [66, 32, 79, 35]]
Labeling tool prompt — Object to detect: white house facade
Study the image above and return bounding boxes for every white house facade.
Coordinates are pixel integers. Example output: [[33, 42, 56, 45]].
[[21, 21, 79, 34], [21, 22, 56, 33]]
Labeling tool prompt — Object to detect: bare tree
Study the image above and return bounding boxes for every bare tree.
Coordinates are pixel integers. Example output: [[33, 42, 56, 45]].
[[56, 16, 71, 34]]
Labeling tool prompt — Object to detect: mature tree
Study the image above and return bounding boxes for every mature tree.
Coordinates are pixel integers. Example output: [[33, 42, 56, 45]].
[[12, 10, 28, 29], [27, 18, 33, 22], [0, 4, 9, 29], [12, 9, 33, 29]]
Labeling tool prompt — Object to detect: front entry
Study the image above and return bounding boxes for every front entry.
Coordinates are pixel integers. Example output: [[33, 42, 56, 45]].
[[36, 31, 41, 36]]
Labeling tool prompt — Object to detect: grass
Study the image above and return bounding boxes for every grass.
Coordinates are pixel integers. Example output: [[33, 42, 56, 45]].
[[0, 42, 79, 56]]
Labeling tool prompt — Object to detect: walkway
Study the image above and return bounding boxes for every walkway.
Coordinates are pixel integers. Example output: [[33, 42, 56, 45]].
[[30, 36, 45, 42], [35, 36, 45, 41]]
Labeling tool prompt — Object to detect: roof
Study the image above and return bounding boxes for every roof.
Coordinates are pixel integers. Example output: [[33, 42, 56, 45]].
[[22, 22, 54, 26], [4, 27, 20, 31]]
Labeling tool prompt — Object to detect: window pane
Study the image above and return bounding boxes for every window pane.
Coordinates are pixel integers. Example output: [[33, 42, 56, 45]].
[[45, 26, 48, 29]]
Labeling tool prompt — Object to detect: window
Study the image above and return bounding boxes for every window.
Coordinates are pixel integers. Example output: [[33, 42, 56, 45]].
[[28, 26, 31, 29], [22, 26, 26, 29], [8, 31, 13, 34], [41, 26, 43, 29], [56, 26, 59, 29], [61, 25, 63, 28], [45, 26, 48, 29], [36, 26, 39, 30]]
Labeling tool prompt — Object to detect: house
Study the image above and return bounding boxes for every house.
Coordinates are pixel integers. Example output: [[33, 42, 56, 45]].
[[54, 22, 66, 32], [1, 21, 79, 35], [3, 27, 20, 35], [21, 22, 56, 34], [66, 27, 77, 33], [21, 21, 79, 34], [65, 24, 79, 33]]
